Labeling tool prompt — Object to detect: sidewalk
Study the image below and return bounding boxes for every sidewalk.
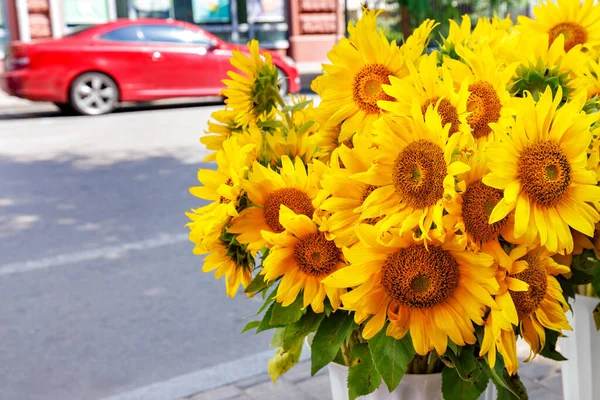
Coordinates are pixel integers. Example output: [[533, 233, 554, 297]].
[[180, 356, 563, 400], [0, 89, 35, 109]]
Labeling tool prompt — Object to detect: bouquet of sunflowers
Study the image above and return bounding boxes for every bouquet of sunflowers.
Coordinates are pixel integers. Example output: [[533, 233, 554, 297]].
[[187, 0, 600, 398]]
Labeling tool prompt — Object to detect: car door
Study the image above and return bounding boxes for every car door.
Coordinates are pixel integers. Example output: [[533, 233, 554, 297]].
[[95, 25, 152, 100], [139, 25, 225, 96]]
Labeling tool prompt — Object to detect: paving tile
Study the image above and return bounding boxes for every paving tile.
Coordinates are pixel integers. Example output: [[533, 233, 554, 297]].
[[245, 380, 313, 400], [519, 361, 556, 382], [234, 373, 272, 390], [281, 360, 328, 384], [538, 371, 563, 394], [527, 386, 563, 400], [189, 385, 243, 400], [296, 374, 333, 400]]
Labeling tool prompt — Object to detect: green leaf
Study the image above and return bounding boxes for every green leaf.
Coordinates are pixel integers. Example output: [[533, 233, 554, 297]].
[[539, 330, 567, 361], [333, 350, 346, 365], [259, 120, 285, 130], [591, 259, 600, 297], [442, 360, 489, 400], [447, 340, 460, 355], [444, 347, 477, 381], [478, 356, 520, 399], [270, 295, 305, 325], [281, 310, 325, 350], [368, 328, 415, 391], [241, 320, 261, 333], [245, 273, 271, 294], [271, 327, 285, 347], [311, 311, 357, 375], [257, 303, 284, 333], [496, 373, 528, 400], [253, 288, 276, 317], [348, 343, 381, 400], [594, 301, 600, 331], [567, 254, 596, 285], [296, 121, 315, 135], [282, 100, 312, 113], [268, 341, 303, 383]]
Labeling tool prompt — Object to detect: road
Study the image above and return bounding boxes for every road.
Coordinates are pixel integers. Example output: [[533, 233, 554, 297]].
[[0, 103, 275, 400]]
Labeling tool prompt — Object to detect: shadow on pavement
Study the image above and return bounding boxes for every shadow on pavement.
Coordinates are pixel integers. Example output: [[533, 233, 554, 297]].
[[0, 153, 213, 262], [0, 153, 275, 400]]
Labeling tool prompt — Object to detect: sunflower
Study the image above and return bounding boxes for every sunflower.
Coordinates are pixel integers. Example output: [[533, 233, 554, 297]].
[[353, 102, 470, 240], [480, 245, 531, 376], [201, 109, 241, 162], [511, 248, 571, 360], [221, 40, 280, 127], [187, 136, 256, 253], [315, 8, 436, 142], [518, 0, 600, 52], [261, 206, 345, 312], [588, 126, 600, 177], [228, 156, 326, 252], [378, 52, 469, 137], [503, 32, 585, 103], [484, 87, 600, 254], [439, 14, 513, 61], [323, 225, 499, 355], [318, 133, 381, 247], [444, 44, 518, 144], [444, 149, 516, 254], [267, 95, 319, 163], [571, 58, 600, 109], [202, 240, 254, 298]]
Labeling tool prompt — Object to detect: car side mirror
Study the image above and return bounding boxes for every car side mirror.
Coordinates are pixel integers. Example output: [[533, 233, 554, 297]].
[[210, 39, 219, 50]]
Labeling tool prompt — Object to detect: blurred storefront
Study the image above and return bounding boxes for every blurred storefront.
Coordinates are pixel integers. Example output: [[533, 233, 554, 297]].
[[2, 0, 347, 68], [0, 0, 6, 65]]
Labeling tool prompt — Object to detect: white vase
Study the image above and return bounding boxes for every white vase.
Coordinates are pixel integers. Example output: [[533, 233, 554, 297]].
[[328, 362, 443, 400], [327, 362, 496, 400], [560, 294, 600, 400]]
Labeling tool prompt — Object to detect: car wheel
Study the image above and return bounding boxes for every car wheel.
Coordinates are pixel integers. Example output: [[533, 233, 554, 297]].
[[70, 72, 119, 116], [276, 68, 289, 98], [54, 103, 74, 115]]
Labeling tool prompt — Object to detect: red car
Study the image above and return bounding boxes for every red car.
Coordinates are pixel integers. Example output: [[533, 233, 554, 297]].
[[1, 19, 300, 115]]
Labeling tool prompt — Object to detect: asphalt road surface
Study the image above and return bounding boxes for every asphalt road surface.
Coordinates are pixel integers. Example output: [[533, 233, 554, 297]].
[[0, 102, 277, 400]]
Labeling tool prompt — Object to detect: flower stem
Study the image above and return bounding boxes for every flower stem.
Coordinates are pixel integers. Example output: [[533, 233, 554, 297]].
[[341, 340, 351, 367], [426, 352, 439, 374], [273, 90, 294, 129]]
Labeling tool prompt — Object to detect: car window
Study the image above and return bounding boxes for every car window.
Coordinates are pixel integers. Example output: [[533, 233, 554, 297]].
[[64, 25, 96, 37], [100, 26, 144, 42], [139, 25, 212, 46]]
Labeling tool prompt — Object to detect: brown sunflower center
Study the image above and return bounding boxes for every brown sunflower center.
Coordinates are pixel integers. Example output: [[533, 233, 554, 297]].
[[549, 22, 587, 52], [392, 140, 447, 209], [382, 244, 460, 309], [509, 254, 548, 320], [220, 178, 234, 204], [466, 81, 502, 139], [462, 180, 508, 243], [517, 141, 571, 207], [263, 188, 315, 233], [293, 232, 341, 277], [353, 64, 395, 114], [421, 97, 461, 136]]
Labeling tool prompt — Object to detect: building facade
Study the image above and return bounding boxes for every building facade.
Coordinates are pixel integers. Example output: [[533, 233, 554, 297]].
[[1, 0, 348, 69]]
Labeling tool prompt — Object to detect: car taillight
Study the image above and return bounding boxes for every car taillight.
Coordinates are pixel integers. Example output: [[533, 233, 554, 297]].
[[12, 56, 30, 69]]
